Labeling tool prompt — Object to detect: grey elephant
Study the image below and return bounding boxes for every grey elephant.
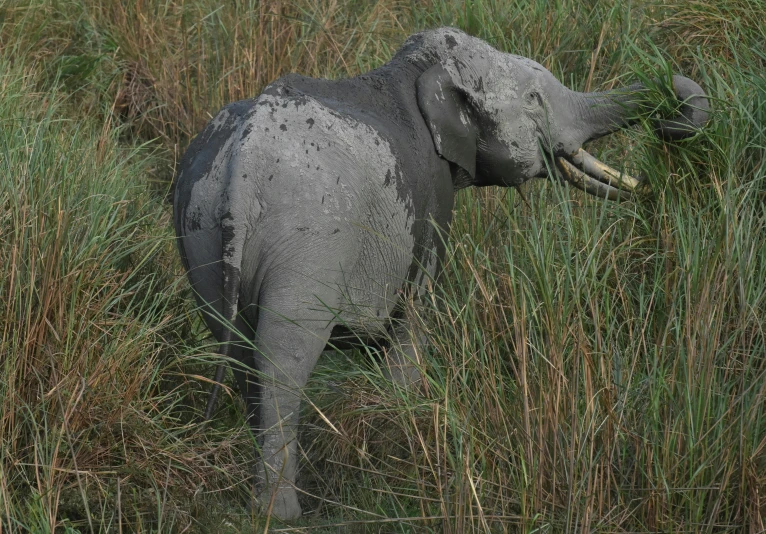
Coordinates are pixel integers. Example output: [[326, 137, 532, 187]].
[[173, 27, 709, 520]]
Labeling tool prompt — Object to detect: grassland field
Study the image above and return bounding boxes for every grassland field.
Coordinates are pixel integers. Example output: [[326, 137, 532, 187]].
[[0, 0, 764, 531]]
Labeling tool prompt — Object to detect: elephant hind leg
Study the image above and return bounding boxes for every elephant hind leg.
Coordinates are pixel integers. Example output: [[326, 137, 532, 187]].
[[247, 288, 337, 521]]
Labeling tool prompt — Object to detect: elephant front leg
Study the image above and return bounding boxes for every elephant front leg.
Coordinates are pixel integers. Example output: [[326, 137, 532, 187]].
[[384, 319, 425, 387]]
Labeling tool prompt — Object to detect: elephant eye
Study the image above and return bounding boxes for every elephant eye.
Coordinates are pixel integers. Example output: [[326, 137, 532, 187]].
[[528, 91, 543, 106]]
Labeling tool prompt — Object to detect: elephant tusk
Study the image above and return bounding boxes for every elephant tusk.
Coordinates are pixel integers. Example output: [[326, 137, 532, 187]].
[[556, 156, 631, 201], [570, 148, 643, 191]]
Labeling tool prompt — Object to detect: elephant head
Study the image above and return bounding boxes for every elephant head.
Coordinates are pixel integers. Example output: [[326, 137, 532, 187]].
[[414, 30, 710, 199]]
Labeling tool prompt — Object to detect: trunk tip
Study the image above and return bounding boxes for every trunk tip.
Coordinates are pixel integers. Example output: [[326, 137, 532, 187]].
[[655, 75, 710, 140]]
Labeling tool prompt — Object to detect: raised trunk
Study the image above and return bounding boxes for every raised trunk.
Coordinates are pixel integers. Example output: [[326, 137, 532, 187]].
[[571, 75, 710, 145], [573, 82, 645, 143]]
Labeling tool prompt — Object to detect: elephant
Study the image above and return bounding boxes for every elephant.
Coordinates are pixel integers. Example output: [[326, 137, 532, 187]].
[[173, 27, 709, 520]]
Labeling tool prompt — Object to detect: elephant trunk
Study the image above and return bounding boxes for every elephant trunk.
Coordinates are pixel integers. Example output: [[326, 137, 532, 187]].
[[572, 75, 710, 144], [553, 75, 709, 200]]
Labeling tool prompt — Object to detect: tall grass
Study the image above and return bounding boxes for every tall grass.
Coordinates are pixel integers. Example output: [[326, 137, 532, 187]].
[[0, 61, 257, 531], [0, 0, 764, 531]]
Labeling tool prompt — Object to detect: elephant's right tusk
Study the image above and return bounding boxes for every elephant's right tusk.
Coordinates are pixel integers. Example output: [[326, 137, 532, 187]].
[[570, 148, 643, 191], [556, 156, 631, 201]]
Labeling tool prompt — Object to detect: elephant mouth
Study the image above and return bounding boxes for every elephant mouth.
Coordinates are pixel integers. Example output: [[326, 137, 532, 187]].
[[555, 148, 643, 201]]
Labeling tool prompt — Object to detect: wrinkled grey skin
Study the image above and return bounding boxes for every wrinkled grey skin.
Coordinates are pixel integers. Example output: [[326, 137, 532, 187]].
[[174, 28, 708, 520]]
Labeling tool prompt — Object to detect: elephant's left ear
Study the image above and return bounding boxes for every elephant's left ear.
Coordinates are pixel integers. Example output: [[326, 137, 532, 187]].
[[416, 62, 479, 179]]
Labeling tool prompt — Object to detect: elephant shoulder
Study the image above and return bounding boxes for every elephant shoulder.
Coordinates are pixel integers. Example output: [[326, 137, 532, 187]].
[[251, 77, 400, 158], [260, 72, 406, 133]]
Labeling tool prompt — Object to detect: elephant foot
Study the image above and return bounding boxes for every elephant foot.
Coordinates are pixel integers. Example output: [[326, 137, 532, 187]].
[[253, 484, 302, 521]]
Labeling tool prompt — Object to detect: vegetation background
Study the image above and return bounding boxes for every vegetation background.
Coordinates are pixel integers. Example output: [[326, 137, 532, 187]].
[[0, 0, 764, 531]]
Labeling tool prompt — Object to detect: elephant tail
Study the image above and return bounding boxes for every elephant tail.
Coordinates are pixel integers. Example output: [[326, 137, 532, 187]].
[[204, 208, 247, 420]]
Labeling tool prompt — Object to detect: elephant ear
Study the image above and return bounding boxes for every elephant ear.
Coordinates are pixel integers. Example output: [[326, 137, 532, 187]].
[[416, 61, 479, 179]]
